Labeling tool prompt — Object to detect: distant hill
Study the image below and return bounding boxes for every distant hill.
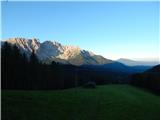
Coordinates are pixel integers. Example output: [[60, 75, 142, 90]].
[[117, 58, 159, 66], [131, 65, 160, 94], [83, 62, 151, 74], [145, 64, 160, 73]]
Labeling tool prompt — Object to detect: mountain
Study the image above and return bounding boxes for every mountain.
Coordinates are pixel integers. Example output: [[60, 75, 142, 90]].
[[117, 58, 159, 66], [1, 38, 113, 66], [2, 37, 154, 87]]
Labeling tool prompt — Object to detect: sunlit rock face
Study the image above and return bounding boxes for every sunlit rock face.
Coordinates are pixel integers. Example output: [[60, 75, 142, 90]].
[[2, 38, 113, 65]]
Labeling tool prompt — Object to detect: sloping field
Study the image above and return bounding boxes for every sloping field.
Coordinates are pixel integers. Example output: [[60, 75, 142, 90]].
[[2, 85, 160, 120]]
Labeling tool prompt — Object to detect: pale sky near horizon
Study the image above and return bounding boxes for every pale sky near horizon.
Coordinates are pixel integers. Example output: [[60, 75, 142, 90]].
[[1, 1, 160, 61]]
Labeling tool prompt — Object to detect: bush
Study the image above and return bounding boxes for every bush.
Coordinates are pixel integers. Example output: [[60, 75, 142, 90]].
[[83, 81, 96, 88]]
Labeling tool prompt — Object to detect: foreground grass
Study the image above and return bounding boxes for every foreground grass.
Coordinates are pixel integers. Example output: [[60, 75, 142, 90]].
[[2, 85, 160, 120]]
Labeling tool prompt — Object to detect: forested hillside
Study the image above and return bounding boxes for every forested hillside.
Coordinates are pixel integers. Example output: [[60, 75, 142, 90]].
[[1, 42, 124, 90]]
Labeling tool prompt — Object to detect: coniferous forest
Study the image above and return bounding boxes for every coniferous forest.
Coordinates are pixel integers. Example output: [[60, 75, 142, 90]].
[[1, 42, 79, 90], [1, 42, 160, 95], [1, 42, 120, 90]]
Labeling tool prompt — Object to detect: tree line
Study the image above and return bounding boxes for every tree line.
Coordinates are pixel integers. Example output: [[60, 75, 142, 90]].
[[130, 66, 160, 95], [1, 42, 121, 90], [2, 42, 160, 93]]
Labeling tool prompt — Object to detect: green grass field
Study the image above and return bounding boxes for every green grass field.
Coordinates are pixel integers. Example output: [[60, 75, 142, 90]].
[[2, 85, 160, 120]]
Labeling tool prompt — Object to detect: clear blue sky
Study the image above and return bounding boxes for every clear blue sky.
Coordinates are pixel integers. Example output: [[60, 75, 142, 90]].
[[1, 1, 160, 60]]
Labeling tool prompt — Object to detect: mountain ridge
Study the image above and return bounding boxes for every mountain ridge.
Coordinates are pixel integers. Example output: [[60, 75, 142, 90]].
[[117, 58, 159, 66], [1, 38, 113, 66], [2, 38, 158, 67]]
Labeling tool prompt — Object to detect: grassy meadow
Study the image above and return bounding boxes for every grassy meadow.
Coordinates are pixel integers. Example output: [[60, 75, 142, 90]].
[[2, 85, 160, 120]]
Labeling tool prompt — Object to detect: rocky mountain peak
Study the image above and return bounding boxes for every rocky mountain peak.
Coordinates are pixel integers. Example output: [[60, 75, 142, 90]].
[[1, 38, 111, 65]]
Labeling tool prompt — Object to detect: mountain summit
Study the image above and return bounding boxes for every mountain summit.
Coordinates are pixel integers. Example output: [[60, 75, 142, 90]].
[[2, 38, 112, 65]]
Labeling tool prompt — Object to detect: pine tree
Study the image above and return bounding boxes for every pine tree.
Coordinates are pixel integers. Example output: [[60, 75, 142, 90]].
[[1, 42, 12, 89], [29, 50, 39, 89]]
